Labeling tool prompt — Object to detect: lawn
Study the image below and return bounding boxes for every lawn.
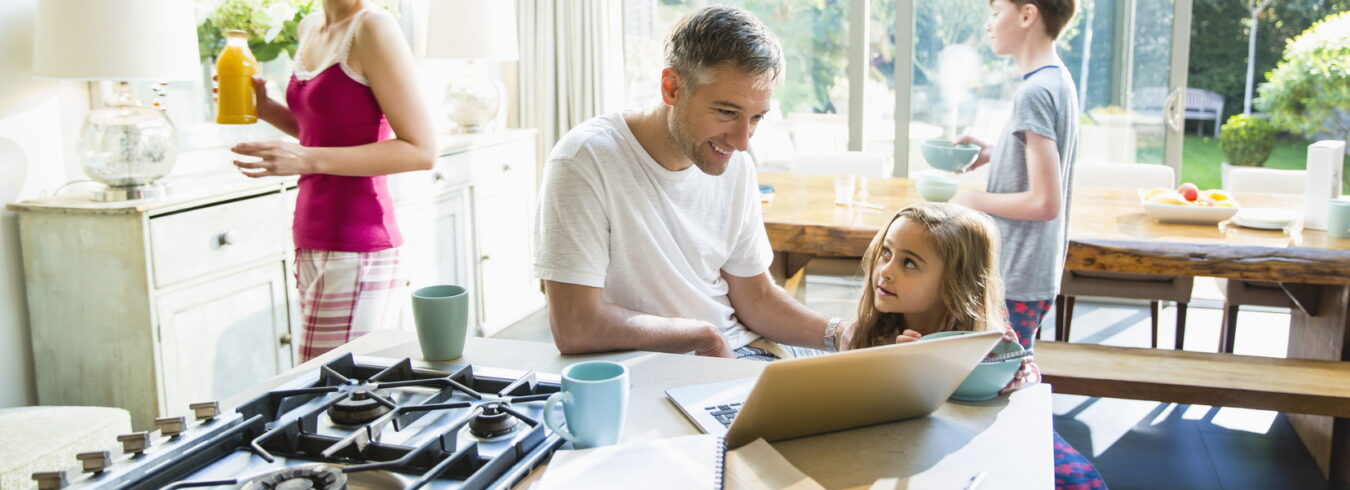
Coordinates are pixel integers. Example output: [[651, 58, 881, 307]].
[[1136, 135, 1349, 190]]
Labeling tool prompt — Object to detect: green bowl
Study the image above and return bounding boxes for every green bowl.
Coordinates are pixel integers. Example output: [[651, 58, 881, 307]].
[[921, 138, 981, 173], [916, 179, 959, 202], [921, 330, 1023, 401]]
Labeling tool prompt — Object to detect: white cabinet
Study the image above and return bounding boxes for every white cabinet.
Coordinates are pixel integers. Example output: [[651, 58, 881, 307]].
[[9, 130, 542, 431], [155, 261, 293, 414], [397, 130, 544, 336], [9, 179, 296, 430]]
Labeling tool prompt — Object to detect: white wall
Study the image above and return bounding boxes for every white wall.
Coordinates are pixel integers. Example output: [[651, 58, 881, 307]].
[[0, 0, 89, 408]]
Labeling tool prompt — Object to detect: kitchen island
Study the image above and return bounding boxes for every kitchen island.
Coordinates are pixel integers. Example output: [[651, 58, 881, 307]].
[[227, 330, 1055, 489]]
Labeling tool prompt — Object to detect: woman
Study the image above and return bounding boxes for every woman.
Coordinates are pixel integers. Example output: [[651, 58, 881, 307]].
[[233, 0, 435, 361]]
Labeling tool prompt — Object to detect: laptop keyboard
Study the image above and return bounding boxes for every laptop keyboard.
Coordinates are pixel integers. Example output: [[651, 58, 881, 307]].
[[704, 402, 743, 427]]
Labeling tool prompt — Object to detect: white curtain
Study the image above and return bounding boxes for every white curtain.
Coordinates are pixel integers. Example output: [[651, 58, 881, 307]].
[[516, 0, 626, 162]]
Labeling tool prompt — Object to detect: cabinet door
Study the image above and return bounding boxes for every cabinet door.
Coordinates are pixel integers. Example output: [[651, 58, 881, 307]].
[[396, 190, 472, 331], [474, 191, 544, 336], [156, 261, 292, 416]]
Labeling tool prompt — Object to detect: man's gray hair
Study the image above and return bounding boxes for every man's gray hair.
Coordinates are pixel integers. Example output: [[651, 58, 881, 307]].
[[664, 6, 785, 90]]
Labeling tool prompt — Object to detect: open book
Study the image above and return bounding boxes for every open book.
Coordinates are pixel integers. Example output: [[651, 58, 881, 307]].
[[538, 434, 823, 490]]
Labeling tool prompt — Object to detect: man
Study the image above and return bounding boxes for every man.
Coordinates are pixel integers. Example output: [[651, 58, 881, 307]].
[[533, 6, 838, 359]]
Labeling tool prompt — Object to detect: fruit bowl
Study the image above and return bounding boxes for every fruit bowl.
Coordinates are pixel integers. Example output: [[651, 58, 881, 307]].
[[1138, 187, 1240, 224]]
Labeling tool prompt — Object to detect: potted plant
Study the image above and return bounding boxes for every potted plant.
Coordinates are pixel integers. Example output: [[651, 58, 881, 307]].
[[1218, 113, 1276, 188]]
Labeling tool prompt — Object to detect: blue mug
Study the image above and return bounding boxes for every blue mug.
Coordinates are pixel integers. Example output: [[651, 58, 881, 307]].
[[543, 361, 629, 448]]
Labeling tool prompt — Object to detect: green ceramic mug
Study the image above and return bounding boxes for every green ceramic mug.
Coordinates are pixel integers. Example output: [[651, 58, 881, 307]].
[[1329, 199, 1350, 239], [411, 285, 470, 361]]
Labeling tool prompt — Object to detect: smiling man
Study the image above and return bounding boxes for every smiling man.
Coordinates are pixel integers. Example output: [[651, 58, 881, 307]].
[[533, 6, 838, 360]]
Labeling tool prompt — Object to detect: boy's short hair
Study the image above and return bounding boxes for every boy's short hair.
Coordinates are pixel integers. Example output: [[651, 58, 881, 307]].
[[665, 6, 785, 90], [997, 0, 1076, 39]]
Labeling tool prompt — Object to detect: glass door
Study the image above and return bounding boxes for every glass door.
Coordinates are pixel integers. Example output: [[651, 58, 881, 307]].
[[881, 0, 1194, 178]]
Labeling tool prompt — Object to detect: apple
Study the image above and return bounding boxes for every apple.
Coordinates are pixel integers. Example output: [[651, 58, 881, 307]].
[[1178, 183, 1199, 202]]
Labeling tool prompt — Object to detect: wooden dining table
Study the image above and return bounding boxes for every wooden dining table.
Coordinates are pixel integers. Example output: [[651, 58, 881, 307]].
[[757, 171, 1350, 482]]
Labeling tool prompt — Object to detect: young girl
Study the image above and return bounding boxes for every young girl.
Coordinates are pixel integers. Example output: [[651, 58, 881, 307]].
[[231, 0, 436, 361], [842, 203, 1107, 489]]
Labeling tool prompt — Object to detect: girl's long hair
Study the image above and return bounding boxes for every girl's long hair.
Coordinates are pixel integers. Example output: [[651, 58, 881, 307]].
[[849, 203, 1005, 350]]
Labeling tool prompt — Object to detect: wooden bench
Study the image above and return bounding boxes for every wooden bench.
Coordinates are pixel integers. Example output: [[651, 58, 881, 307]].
[[1036, 341, 1350, 417]]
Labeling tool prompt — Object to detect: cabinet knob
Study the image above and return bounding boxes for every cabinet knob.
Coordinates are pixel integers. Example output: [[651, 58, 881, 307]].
[[501, 163, 512, 172], [480, 255, 491, 262], [216, 230, 237, 247], [279, 333, 292, 346], [433, 171, 445, 182]]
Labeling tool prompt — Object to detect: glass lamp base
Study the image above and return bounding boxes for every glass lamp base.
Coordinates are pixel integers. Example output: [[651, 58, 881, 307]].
[[93, 182, 167, 202]]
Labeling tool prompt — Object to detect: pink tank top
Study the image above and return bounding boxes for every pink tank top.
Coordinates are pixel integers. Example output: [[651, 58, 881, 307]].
[[286, 8, 401, 252]]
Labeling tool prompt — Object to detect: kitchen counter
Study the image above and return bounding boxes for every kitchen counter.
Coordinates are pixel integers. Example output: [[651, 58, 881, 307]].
[[227, 331, 1054, 489]]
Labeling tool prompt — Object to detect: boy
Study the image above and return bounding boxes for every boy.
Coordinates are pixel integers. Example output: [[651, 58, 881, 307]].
[[952, 0, 1080, 350], [955, 2, 1109, 488]]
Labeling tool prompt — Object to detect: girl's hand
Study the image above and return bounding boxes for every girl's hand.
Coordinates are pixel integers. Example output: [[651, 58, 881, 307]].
[[999, 358, 1041, 396], [232, 141, 313, 177], [894, 329, 923, 344], [952, 133, 992, 173]]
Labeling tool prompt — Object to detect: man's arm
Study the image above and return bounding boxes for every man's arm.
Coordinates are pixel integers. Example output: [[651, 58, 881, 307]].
[[543, 280, 735, 357], [951, 131, 1062, 221], [722, 271, 832, 349]]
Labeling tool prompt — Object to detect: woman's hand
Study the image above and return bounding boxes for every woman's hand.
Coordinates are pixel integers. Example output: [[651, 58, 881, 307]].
[[999, 358, 1041, 396], [952, 133, 992, 173], [894, 329, 923, 344], [232, 140, 313, 177]]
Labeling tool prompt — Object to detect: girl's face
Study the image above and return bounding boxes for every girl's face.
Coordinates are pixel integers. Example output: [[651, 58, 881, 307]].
[[985, 0, 1026, 56], [872, 217, 946, 317]]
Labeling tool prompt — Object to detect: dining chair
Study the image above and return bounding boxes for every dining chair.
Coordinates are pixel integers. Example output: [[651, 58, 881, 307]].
[[1057, 163, 1193, 349], [774, 151, 893, 301], [1216, 167, 1306, 353]]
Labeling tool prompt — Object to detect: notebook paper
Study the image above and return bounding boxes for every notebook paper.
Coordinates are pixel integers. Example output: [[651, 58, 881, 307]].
[[538, 435, 823, 490]]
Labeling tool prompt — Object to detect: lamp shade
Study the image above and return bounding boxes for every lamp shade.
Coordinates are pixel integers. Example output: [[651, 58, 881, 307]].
[[33, 0, 199, 81], [425, 0, 519, 61]]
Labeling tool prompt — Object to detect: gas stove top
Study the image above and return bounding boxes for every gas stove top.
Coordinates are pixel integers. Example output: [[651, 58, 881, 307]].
[[32, 354, 566, 490]]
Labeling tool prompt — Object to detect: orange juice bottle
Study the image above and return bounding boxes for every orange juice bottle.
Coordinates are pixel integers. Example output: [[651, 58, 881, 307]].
[[216, 30, 258, 124]]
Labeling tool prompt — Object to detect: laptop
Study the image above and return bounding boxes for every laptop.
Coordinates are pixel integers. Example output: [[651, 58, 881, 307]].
[[666, 330, 1001, 448]]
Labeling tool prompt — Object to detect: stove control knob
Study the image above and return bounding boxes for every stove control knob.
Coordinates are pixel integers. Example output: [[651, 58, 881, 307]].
[[76, 451, 112, 473], [117, 432, 151, 455], [190, 401, 220, 421], [155, 416, 187, 437], [32, 471, 67, 490]]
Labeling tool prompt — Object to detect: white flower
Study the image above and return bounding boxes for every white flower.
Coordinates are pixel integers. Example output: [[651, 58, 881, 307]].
[[261, 3, 298, 42], [195, 0, 222, 25]]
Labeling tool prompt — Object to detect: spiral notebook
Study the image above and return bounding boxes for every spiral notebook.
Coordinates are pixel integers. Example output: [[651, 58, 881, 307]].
[[537, 435, 823, 490]]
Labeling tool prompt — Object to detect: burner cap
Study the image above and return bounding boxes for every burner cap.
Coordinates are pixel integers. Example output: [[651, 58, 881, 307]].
[[468, 402, 518, 439], [327, 387, 390, 426], [239, 464, 348, 490]]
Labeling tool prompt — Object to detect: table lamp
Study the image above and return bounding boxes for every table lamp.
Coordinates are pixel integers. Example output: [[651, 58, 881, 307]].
[[33, 0, 200, 201], [425, 0, 520, 133]]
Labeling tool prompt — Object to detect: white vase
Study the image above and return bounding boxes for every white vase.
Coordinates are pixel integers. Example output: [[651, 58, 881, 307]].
[[1221, 161, 1232, 189]]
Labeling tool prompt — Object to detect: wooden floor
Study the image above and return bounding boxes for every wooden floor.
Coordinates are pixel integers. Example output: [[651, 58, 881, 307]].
[[496, 278, 1350, 490]]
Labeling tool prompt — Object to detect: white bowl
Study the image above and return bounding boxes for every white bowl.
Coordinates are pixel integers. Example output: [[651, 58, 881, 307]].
[[1138, 189, 1240, 224]]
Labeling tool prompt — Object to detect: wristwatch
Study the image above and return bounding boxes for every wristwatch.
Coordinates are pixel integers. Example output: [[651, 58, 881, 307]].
[[823, 317, 843, 352]]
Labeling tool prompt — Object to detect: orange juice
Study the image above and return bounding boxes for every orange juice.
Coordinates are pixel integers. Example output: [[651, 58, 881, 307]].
[[216, 30, 258, 124]]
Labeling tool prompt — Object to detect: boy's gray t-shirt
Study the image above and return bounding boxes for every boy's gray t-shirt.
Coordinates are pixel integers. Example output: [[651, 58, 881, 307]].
[[985, 65, 1079, 301]]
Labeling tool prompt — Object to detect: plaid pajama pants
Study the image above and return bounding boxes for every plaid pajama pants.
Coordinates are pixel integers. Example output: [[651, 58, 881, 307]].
[[294, 248, 406, 362]]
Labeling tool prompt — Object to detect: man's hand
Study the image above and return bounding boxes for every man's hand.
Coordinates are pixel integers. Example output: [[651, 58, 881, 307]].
[[693, 325, 735, 358]]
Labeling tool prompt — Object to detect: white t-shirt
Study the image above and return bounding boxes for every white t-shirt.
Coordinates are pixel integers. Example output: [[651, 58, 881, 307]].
[[533, 112, 774, 350]]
